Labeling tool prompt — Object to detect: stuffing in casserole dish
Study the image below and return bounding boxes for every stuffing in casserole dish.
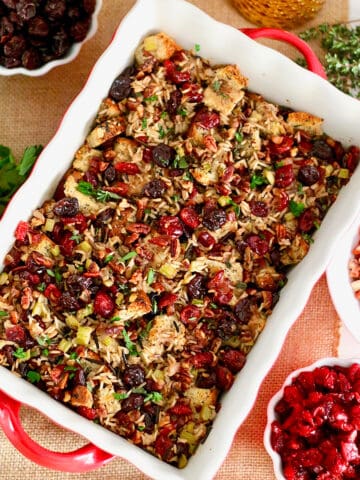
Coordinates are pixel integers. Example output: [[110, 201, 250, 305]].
[[0, 32, 358, 468]]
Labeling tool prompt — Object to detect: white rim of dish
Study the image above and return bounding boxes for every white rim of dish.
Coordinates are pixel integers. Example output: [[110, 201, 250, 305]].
[[326, 214, 360, 343], [0, 0, 103, 77], [264, 357, 360, 480]]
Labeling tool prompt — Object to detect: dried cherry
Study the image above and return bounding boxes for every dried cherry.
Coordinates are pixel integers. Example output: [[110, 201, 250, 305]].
[[142, 179, 167, 198], [152, 144, 176, 168], [53, 197, 79, 217], [187, 274, 207, 300], [109, 66, 135, 101], [298, 165, 320, 186], [123, 365, 145, 388], [202, 208, 226, 231], [166, 89, 182, 116], [93, 291, 114, 319]]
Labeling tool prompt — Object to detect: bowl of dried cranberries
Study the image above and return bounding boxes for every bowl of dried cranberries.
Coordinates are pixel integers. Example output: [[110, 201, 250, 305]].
[[264, 358, 360, 480], [0, 0, 102, 76]]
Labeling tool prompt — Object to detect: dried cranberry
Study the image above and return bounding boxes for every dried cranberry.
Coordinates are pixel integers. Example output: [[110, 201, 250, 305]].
[[269, 136, 294, 156], [158, 292, 178, 309], [59, 291, 81, 311], [193, 109, 220, 129], [246, 234, 269, 256], [163, 59, 191, 84], [121, 393, 144, 412], [115, 162, 140, 175], [44, 0, 66, 19], [250, 200, 269, 217], [202, 208, 226, 231], [273, 189, 289, 212], [3, 35, 26, 58], [122, 365, 145, 388], [16, 1, 37, 21], [275, 164, 295, 188], [180, 305, 201, 328], [220, 349, 246, 373], [298, 165, 320, 186], [215, 365, 234, 391], [158, 215, 183, 237], [27, 17, 49, 37], [77, 406, 97, 420], [181, 82, 203, 103], [93, 291, 114, 319], [298, 209, 314, 232], [53, 197, 79, 217], [70, 18, 91, 42], [14, 221, 30, 242], [94, 208, 114, 228], [152, 144, 176, 168], [166, 89, 182, 116], [187, 274, 207, 300], [21, 48, 40, 69], [109, 66, 135, 102], [154, 429, 173, 458], [312, 140, 334, 161], [196, 371, 217, 388], [197, 231, 215, 248], [6, 325, 26, 345], [234, 297, 252, 324], [180, 207, 200, 229], [82, 0, 96, 14], [142, 179, 167, 198]]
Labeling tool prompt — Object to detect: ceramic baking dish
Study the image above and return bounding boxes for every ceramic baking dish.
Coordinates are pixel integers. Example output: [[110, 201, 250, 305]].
[[1, 1, 360, 479]]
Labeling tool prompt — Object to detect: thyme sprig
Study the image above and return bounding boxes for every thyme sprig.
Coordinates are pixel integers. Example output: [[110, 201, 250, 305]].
[[297, 23, 360, 99]]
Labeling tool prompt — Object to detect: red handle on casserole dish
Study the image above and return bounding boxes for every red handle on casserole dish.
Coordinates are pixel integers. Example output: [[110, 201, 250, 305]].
[[0, 390, 115, 472], [240, 27, 327, 79]]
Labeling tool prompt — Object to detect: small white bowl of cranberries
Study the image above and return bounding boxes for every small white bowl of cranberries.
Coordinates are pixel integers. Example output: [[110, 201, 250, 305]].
[[0, 0, 102, 76], [264, 358, 360, 480]]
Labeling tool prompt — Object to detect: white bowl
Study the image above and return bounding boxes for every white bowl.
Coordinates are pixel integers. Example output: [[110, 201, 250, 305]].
[[1, 0, 360, 479], [264, 357, 360, 480], [0, 0, 102, 77], [327, 215, 360, 342]]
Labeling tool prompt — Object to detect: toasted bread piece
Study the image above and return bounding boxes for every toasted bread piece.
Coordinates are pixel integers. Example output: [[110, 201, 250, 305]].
[[135, 32, 181, 65], [87, 117, 126, 148], [95, 98, 121, 124], [27, 233, 56, 258], [64, 174, 102, 216], [185, 387, 218, 407], [73, 145, 102, 172], [113, 137, 138, 161], [203, 65, 248, 116], [287, 111, 323, 136]]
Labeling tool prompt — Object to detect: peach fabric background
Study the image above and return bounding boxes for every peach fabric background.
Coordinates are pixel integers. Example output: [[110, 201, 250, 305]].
[[0, 0, 348, 478]]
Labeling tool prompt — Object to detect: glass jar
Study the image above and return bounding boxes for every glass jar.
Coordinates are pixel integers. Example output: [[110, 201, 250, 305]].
[[233, 0, 325, 29]]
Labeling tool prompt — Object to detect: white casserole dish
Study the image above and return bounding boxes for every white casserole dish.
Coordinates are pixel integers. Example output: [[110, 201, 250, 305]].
[[1, 0, 360, 478]]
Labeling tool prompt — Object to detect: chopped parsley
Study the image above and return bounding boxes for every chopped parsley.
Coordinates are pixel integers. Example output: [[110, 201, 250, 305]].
[[212, 80, 221, 92], [194, 43, 201, 53], [141, 118, 148, 129], [13, 347, 27, 359], [235, 131, 243, 143], [123, 329, 139, 356], [0, 311, 8, 317], [250, 174, 268, 189], [160, 111, 168, 119], [158, 125, 166, 139], [144, 391, 163, 403], [104, 252, 115, 264], [110, 316, 121, 323], [77, 181, 121, 203], [177, 108, 188, 117], [46, 268, 55, 277], [289, 199, 305, 217], [70, 233, 82, 243], [120, 251, 137, 263], [144, 95, 158, 102], [113, 392, 129, 400], [147, 268, 156, 285], [27, 370, 41, 384], [173, 155, 189, 169]]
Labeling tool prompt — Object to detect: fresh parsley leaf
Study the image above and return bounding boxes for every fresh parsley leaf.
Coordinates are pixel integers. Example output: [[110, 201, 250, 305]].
[[18, 145, 43, 176], [194, 43, 201, 53], [177, 108, 187, 117], [235, 131, 243, 143], [70, 233, 82, 243], [104, 252, 115, 264], [160, 111, 168, 119], [77, 181, 121, 203], [110, 316, 121, 323], [27, 370, 41, 383], [289, 199, 305, 217], [144, 391, 163, 403], [46, 268, 55, 277], [113, 392, 129, 400], [147, 268, 156, 285], [144, 95, 158, 102], [212, 80, 221, 92], [158, 125, 166, 139], [142, 118, 148, 129], [77, 180, 95, 196], [123, 329, 138, 356], [0, 311, 8, 317], [13, 347, 27, 359], [250, 174, 268, 189], [120, 251, 137, 263]]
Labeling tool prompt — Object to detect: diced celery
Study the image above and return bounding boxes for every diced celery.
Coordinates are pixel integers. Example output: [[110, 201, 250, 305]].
[[159, 263, 177, 279], [324, 164, 334, 177], [116, 293, 124, 306], [217, 196, 232, 207], [58, 338, 73, 352], [263, 169, 275, 185], [0, 273, 8, 285], [200, 405, 213, 421], [65, 314, 80, 329], [100, 336, 113, 347], [75, 326, 93, 346], [44, 218, 55, 232], [77, 304, 93, 320], [338, 168, 349, 179], [178, 454, 188, 469], [50, 245, 60, 257], [77, 241, 92, 253], [284, 212, 294, 222]]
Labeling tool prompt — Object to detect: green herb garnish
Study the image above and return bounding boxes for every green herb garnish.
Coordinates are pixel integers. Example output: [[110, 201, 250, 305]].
[[0, 145, 42, 216], [144, 391, 163, 403], [212, 80, 221, 92], [177, 108, 188, 117], [77, 181, 121, 203], [113, 392, 129, 400], [0, 311, 8, 317], [194, 43, 201, 53], [289, 199, 305, 217], [250, 174, 268, 189], [147, 268, 156, 285], [142, 118, 148, 129], [235, 131, 243, 143], [70, 233, 82, 243], [120, 251, 137, 263], [158, 125, 166, 139], [123, 329, 138, 356], [27, 370, 41, 384], [104, 253, 115, 264], [144, 95, 158, 102], [13, 347, 27, 359]]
